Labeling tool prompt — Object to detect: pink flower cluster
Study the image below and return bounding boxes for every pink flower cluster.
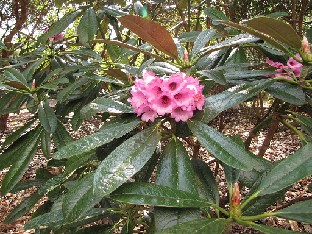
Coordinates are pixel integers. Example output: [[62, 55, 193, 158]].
[[128, 71, 205, 122], [266, 54, 302, 79]]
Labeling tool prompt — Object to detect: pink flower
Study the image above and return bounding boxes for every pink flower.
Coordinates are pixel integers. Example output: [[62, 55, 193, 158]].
[[266, 55, 302, 80], [128, 71, 205, 122], [171, 107, 193, 122], [152, 94, 175, 115]]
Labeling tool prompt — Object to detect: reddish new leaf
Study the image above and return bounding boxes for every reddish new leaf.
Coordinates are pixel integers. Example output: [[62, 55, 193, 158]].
[[119, 15, 178, 59]]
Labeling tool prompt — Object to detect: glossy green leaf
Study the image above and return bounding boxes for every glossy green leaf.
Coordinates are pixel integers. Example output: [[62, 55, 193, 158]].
[[275, 199, 312, 224], [4, 193, 42, 223], [245, 16, 301, 50], [93, 126, 160, 197], [155, 139, 200, 230], [23, 57, 46, 81], [198, 34, 260, 60], [38, 101, 58, 134], [155, 218, 229, 234], [53, 116, 139, 159], [147, 62, 180, 75], [243, 189, 286, 216], [257, 143, 312, 196], [52, 120, 73, 150], [63, 173, 102, 222], [191, 29, 216, 60], [77, 8, 98, 44], [267, 82, 305, 105], [111, 182, 209, 208], [57, 77, 89, 103], [4, 68, 28, 86], [178, 31, 201, 43], [204, 7, 229, 21], [5, 174, 68, 223], [80, 96, 134, 120], [198, 70, 226, 85], [196, 79, 274, 122], [292, 113, 312, 137], [188, 120, 260, 171], [65, 150, 95, 174], [1, 127, 42, 195], [191, 159, 219, 205], [2, 118, 35, 148], [224, 70, 274, 80], [41, 131, 51, 158], [119, 15, 178, 58], [251, 223, 301, 234], [39, 11, 81, 44], [156, 139, 198, 194]]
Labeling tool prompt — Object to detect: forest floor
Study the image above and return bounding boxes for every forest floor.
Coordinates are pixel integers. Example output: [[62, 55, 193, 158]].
[[0, 107, 312, 234]]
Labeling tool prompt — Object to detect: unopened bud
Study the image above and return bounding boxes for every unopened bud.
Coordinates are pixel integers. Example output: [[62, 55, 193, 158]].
[[230, 182, 241, 217], [302, 36, 311, 54], [183, 49, 189, 65], [231, 182, 241, 207], [31, 79, 36, 90]]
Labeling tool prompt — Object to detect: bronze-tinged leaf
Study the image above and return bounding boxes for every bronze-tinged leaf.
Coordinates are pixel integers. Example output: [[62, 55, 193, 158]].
[[245, 17, 301, 50], [119, 15, 178, 59]]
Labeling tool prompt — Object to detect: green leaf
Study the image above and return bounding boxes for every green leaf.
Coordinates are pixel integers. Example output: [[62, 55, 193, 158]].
[[38, 101, 57, 134], [156, 139, 198, 194], [2, 118, 35, 148], [178, 31, 201, 43], [198, 34, 260, 59], [63, 173, 102, 222], [191, 29, 216, 60], [224, 70, 274, 80], [198, 70, 226, 85], [191, 159, 219, 205], [39, 11, 81, 44], [57, 77, 89, 103], [111, 182, 209, 208], [41, 131, 51, 158], [155, 139, 200, 230], [155, 218, 229, 234], [204, 7, 229, 21], [77, 8, 98, 44], [196, 79, 274, 122], [80, 96, 134, 120], [245, 16, 301, 50], [65, 150, 95, 174], [4, 68, 28, 86], [53, 116, 139, 159], [1, 127, 42, 195], [275, 199, 312, 224], [3, 68, 29, 90], [267, 82, 305, 105], [23, 58, 46, 81], [4, 193, 42, 223], [93, 125, 160, 197], [119, 15, 178, 58], [188, 120, 260, 171], [52, 120, 73, 150], [251, 223, 301, 234], [257, 143, 312, 196]]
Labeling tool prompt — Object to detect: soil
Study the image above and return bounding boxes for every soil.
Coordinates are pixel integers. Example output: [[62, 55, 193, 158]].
[[0, 108, 311, 233]]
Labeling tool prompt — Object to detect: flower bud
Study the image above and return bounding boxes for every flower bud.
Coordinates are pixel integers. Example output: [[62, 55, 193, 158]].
[[231, 182, 241, 207], [183, 48, 189, 65], [302, 36, 311, 54], [230, 182, 241, 217]]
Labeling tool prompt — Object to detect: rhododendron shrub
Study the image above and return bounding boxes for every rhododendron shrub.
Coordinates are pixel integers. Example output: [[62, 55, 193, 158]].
[[128, 71, 205, 122], [1, 8, 312, 234]]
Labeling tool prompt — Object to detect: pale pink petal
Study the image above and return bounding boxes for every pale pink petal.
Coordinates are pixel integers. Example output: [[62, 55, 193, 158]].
[[171, 107, 193, 122]]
